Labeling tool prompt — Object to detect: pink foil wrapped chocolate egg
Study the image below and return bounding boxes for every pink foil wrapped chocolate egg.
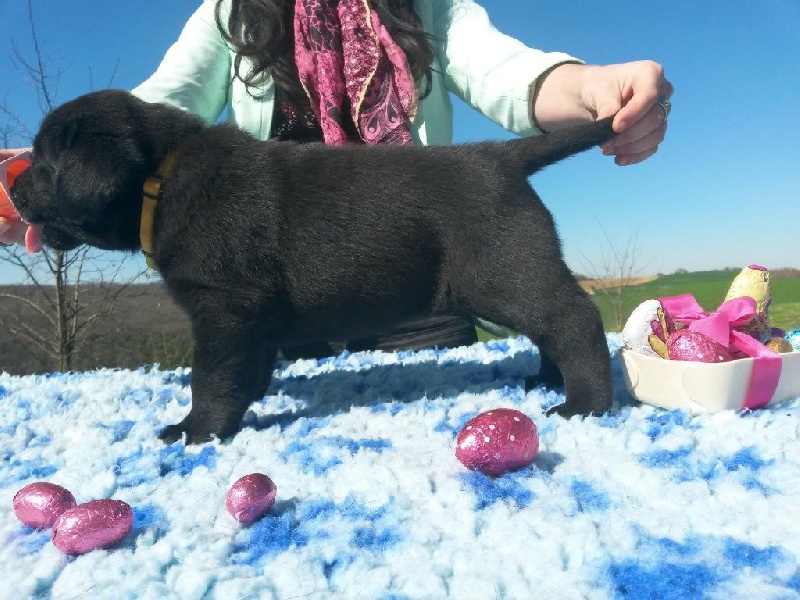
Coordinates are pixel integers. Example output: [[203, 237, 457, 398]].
[[667, 330, 734, 363], [456, 408, 539, 477], [226, 473, 277, 524], [13, 482, 76, 529], [52, 499, 133, 555]]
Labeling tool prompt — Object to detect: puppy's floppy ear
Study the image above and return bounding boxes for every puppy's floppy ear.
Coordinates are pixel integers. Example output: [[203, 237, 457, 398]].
[[52, 128, 149, 222]]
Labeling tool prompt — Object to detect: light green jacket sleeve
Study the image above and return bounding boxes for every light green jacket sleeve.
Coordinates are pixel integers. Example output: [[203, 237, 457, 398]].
[[427, 0, 581, 138], [132, 0, 231, 124], [133, 0, 582, 145]]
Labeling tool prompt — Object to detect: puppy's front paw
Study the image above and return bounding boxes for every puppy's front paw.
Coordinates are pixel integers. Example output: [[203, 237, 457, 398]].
[[159, 418, 215, 445], [159, 424, 188, 445], [159, 412, 245, 445]]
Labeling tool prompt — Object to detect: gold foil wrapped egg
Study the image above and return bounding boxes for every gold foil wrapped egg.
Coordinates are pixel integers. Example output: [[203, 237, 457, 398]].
[[723, 265, 773, 342], [765, 337, 793, 354]]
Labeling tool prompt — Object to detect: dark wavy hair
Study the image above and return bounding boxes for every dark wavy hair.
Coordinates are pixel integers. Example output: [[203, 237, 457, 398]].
[[215, 0, 435, 104]]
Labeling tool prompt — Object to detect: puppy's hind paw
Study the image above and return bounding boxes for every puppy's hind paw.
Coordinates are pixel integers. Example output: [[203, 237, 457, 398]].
[[546, 401, 608, 420], [546, 402, 583, 420]]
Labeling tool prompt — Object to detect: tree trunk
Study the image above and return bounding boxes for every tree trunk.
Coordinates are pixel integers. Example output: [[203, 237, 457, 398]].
[[55, 250, 71, 371]]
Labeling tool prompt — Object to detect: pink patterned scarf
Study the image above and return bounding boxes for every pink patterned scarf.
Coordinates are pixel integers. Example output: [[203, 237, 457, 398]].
[[294, 0, 417, 145]]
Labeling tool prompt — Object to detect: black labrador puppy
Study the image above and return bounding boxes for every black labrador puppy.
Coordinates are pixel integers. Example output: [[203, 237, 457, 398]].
[[12, 89, 614, 444]]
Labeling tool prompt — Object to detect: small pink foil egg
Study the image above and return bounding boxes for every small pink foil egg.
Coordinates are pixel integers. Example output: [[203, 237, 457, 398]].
[[456, 408, 539, 477], [226, 473, 277, 524], [667, 330, 734, 363], [13, 482, 76, 529], [52, 499, 133, 555]]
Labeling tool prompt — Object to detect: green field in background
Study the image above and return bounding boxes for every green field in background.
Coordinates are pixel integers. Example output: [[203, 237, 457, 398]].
[[476, 270, 800, 340], [593, 270, 800, 333]]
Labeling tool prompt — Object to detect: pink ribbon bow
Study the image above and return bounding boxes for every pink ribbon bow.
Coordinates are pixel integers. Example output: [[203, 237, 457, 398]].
[[659, 293, 782, 410]]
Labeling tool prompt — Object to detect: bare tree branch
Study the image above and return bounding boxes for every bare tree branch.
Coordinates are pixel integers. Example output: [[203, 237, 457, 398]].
[[0, 291, 54, 322], [0, 0, 149, 373], [577, 222, 651, 331], [0, 98, 32, 144]]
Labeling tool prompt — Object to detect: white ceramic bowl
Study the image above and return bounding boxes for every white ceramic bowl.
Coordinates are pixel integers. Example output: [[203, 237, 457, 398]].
[[620, 348, 800, 413]]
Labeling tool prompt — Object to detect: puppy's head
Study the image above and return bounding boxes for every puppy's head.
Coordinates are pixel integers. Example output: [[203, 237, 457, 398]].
[[12, 89, 199, 252]]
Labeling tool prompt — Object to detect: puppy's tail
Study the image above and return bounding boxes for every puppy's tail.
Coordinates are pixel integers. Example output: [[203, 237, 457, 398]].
[[502, 116, 616, 177]]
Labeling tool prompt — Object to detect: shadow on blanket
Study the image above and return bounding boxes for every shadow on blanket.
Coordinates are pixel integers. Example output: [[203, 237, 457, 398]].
[[255, 346, 540, 428]]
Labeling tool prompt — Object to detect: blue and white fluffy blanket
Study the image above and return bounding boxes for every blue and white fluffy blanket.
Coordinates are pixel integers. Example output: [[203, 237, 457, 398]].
[[2, 335, 800, 599]]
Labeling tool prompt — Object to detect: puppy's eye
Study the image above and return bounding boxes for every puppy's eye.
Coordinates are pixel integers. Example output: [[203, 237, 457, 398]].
[[32, 162, 54, 185], [63, 117, 91, 149]]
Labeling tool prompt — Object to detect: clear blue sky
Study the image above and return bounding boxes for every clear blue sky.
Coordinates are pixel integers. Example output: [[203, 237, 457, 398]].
[[1, 0, 798, 283]]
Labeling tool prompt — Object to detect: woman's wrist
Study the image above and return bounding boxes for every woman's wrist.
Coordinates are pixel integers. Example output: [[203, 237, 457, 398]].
[[530, 62, 596, 133]]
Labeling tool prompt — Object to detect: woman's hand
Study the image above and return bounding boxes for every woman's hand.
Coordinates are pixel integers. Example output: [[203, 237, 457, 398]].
[[0, 218, 29, 246], [532, 61, 673, 166], [0, 147, 33, 246], [0, 147, 30, 161]]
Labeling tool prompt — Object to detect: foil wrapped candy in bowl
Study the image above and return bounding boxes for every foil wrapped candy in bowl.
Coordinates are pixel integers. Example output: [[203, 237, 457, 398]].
[[619, 266, 800, 414]]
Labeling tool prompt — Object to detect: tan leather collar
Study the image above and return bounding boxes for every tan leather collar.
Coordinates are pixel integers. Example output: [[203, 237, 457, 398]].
[[140, 151, 178, 269]]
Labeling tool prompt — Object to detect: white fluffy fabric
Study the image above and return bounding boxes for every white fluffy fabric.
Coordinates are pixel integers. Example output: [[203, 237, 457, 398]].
[[2, 335, 799, 599]]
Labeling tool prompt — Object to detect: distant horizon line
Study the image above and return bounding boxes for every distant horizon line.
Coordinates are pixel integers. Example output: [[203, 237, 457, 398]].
[[1, 265, 798, 287]]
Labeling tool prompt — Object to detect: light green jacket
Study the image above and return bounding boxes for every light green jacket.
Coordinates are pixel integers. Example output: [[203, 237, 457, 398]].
[[133, 0, 579, 145]]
